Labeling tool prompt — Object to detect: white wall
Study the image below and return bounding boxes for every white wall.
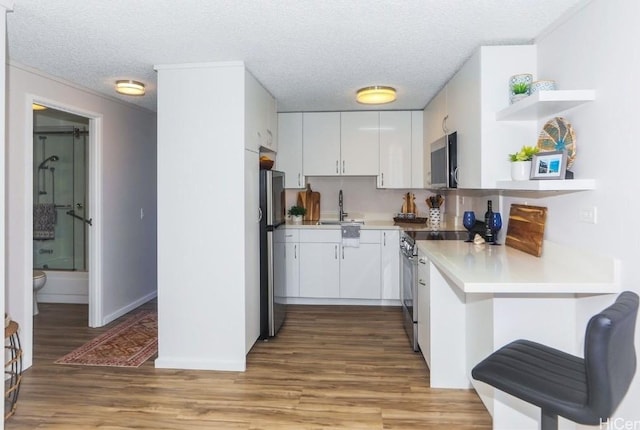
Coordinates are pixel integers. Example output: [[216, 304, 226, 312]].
[[6, 63, 157, 368], [155, 63, 247, 371], [500, 0, 640, 424]]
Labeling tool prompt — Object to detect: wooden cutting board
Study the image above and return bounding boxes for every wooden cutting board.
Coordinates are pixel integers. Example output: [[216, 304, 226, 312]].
[[297, 184, 321, 221], [505, 204, 548, 257]]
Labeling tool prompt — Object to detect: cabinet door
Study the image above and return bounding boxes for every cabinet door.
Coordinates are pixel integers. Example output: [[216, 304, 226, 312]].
[[411, 111, 425, 189], [303, 112, 341, 176], [265, 91, 277, 153], [340, 112, 379, 176], [276, 113, 305, 189], [380, 230, 400, 300], [299, 242, 340, 297], [379, 111, 411, 188], [446, 53, 481, 188], [424, 87, 447, 146], [417, 254, 431, 367], [340, 244, 381, 299], [245, 72, 264, 152], [275, 242, 300, 297]]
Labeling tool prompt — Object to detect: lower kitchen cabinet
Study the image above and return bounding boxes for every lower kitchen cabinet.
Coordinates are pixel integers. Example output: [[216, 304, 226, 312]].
[[380, 230, 400, 300], [299, 242, 340, 298], [340, 243, 381, 299], [417, 251, 431, 368], [275, 229, 300, 297], [284, 228, 399, 303]]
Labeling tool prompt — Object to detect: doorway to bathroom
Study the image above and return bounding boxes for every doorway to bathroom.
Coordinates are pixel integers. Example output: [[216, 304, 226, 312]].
[[32, 105, 91, 314]]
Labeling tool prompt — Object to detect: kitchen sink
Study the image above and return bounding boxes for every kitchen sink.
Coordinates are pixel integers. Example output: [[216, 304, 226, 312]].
[[315, 220, 365, 225]]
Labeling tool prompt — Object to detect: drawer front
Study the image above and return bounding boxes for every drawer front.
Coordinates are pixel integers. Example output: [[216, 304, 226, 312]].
[[300, 229, 341, 243]]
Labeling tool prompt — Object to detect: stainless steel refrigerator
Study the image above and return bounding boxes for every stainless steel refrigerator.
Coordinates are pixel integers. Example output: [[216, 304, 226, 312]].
[[259, 170, 286, 339]]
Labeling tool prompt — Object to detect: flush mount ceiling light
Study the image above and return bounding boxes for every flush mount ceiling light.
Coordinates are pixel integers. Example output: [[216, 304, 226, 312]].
[[115, 80, 145, 96], [356, 86, 396, 104]]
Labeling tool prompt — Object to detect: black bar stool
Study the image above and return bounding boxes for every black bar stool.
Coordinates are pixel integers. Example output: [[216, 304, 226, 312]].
[[472, 291, 638, 430]]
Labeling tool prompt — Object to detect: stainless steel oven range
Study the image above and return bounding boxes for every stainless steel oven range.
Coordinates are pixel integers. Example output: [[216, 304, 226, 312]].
[[400, 230, 466, 351]]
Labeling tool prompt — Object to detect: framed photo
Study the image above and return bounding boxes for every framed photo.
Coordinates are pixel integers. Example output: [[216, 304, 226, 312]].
[[530, 150, 567, 180]]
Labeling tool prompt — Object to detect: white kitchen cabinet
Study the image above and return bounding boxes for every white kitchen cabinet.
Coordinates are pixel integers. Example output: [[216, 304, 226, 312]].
[[245, 71, 277, 153], [423, 86, 448, 146], [302, 112, 341, 176], [410, 111, 425, 189], [340, 244, 381, 298], [276, 113, 305, 189], [380, 230, 400, 300], [417, 252, 431, 368], [275, 229, 300, 297], [299, 242, 340, 298], [340, 112, 379, 176], [298, 229, 341, 298], [378, 111, 412, 189], [339, 230, 381, 299]]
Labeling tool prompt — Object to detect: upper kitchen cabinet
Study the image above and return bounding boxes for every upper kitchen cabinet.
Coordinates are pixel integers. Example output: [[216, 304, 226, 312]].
[[245, 71, 277, 153], [449, 45, 537, 189], [303, 112, 379, 176], [424, 86, 448, 146], [276, 113, 305, 189], [411, 111, 425, 189], [302, 112, 341, 175], [340, 112, 379, 176], [378, 111, 412, 189]]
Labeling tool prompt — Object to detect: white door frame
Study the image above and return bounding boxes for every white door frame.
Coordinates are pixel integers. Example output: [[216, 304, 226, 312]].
[[27, 95, 103, 328]]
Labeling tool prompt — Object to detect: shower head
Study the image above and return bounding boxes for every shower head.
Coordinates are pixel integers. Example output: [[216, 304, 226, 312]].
[[38, 155, 59, 170]]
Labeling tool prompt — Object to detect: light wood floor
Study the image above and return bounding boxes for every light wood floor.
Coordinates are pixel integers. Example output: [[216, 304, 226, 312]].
[[7, 301, 492, 429]]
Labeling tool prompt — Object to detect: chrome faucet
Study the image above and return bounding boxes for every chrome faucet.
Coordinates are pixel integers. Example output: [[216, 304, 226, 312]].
[[339, 189, 348, 221]]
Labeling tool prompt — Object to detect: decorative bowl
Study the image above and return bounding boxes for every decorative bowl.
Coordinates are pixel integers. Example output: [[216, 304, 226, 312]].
[[530, 80, 556, 94]]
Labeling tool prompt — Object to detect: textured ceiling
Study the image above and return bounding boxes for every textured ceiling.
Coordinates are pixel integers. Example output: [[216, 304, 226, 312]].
[[7, 0, 587, 113]]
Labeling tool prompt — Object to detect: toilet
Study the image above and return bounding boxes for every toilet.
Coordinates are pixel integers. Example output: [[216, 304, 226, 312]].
[[32, 270, 47, 315]]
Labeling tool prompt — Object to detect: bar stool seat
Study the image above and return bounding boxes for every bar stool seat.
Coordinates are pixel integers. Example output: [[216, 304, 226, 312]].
[[472, 291, 638, 430]]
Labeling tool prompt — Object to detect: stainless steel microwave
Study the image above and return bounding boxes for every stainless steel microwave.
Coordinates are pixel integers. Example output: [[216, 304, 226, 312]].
[[429, 132, 457, 189]]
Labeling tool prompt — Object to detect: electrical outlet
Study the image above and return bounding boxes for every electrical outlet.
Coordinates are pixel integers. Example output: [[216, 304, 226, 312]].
[[579, 207, 597, 224]]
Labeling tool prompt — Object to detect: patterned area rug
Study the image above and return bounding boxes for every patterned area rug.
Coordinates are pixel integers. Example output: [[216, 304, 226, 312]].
[[55, 311, 157, 368]]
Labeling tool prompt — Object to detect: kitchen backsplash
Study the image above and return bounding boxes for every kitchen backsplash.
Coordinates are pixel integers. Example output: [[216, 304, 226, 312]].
[[284, 176, 480, 221]]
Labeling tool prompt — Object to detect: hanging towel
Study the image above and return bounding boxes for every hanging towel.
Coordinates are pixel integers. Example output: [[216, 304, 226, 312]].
[[33, 203, 56, 240], [341, 223, 361, 248]]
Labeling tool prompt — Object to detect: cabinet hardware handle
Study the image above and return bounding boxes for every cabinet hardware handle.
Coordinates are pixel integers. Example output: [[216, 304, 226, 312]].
[[381, 173, 384, 186], [335, 245, 338, 259], [419, 280, 426, 286], [267, 129, 273, 146], [383, 232, 386, 246], [336, 160, 339, 174], [442, 115, 449, 134], [294, 244, 297, 259], [342, 160, 345, 174], [342, 246, 345, 259], [298, 173, 301, 186]]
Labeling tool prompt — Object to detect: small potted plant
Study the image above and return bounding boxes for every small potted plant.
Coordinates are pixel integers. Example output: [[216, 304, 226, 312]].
[[510, 82, 530, 104], [508, 145, 539, 181], [287, 205, 306, 223]]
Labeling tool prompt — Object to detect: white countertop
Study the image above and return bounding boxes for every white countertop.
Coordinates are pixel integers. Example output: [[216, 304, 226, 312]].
[[417, 240, 620, 294], [284, 216, 464, 231]]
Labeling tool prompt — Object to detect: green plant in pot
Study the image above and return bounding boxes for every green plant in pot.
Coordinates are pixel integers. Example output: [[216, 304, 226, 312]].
[[511, 82, 529, 95], [508, 145, 539, 162], [288, 205, 306, 222], [508, 145, 539, 181]]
